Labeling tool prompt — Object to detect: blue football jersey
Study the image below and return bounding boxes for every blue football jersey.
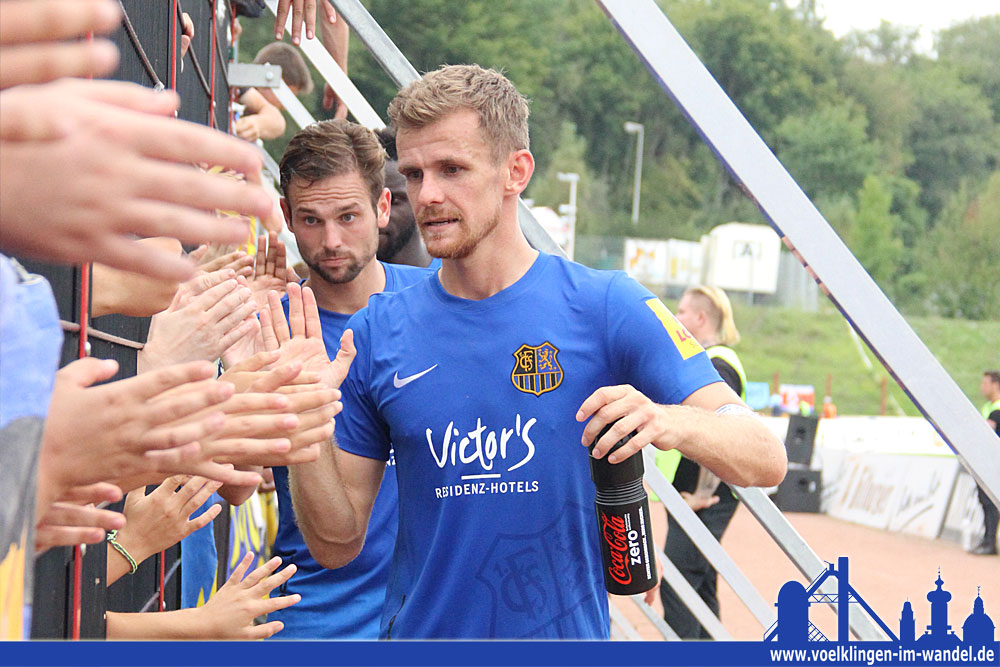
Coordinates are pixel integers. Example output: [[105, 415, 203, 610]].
[[268, 262, 433, 639], [337, 252, 722, 639]]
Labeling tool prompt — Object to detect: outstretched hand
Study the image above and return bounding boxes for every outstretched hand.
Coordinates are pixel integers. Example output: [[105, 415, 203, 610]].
[[248, 232, 297, 311], [273, 0, 338, 44], [188, 245, 254, 278], [106, 476, 223, 584], [215, 352, 337, 467], [40, 359, 232, 493], [0, 80, 270, 280], [0, 0, 122, 89], [198, 553, 300, 639], [262, 282, 355, 392], [140, 269, 259, 372], [34, 482, 124, 554]]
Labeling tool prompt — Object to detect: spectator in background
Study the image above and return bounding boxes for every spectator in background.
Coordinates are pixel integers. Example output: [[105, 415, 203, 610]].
[[972, 370, 1000, 556], [374, 128, 433, 268], [253, 42, 314, 110], [655, 285, 746, 638], [233, 41, 319, 142]]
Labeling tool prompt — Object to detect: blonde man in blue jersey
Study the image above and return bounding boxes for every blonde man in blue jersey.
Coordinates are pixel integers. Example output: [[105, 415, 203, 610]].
[[286, 65, 786, 639]]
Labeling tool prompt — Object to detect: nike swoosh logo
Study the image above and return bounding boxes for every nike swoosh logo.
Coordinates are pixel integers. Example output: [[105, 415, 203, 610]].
[[393, 364, 438, 389]]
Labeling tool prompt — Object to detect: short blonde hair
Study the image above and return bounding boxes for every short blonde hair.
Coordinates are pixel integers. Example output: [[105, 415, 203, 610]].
[[684, 285, 741, 346], [388, 64, 530, 163]]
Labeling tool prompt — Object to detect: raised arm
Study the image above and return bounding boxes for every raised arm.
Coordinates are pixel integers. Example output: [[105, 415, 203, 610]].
[[579, 381, 786, 488], [289, 433, 384, 569], [318, 1, 349, 117], [264, 282, 374, 568]]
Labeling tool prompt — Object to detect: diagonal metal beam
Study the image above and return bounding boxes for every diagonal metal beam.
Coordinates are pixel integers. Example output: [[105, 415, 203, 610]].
[[329, 0, 419, 87], [629, 593, 682, 640], [656, 539, 733, 639], [273, 80, 316, 130], [643, 450, 774, 631], [265, 0, 385, 129], [597, 0, 999, 506], [736, 487, 887, 641]]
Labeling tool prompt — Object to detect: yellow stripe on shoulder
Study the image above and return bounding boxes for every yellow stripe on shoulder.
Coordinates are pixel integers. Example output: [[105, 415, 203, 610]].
[[645, 298, 704, 360]]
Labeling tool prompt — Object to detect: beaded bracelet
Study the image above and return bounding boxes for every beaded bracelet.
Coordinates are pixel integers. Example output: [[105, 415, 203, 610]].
[[106, 530, 138, 575]]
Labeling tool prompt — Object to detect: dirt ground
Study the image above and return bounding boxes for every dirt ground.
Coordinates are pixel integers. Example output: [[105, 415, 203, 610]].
[[614, 505, 999, 641]]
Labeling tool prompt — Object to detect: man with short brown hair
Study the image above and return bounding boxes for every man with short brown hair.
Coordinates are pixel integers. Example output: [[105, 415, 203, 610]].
[[264, 119, 433, 637]]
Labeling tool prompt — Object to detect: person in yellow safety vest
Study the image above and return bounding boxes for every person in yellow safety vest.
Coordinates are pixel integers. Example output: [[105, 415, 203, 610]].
[[972, 370, 1000, 555], [653, 285, 746, 638]]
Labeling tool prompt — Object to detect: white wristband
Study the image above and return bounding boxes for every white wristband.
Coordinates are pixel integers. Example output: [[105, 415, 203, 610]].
[[715, 403, 754, 416]]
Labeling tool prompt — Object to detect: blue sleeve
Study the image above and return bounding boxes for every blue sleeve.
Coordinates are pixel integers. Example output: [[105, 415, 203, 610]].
[[605, 273, 722, 404], [335, 307, 391, 462]]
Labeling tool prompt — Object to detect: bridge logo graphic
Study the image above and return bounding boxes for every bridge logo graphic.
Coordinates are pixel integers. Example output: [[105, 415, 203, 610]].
[[766, 556, 997, 664]]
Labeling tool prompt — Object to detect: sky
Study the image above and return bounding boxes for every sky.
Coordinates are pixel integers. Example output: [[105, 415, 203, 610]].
[[798, 0, 998, 53]]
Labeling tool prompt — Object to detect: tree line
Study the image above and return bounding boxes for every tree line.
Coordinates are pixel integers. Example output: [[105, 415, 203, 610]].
[[247, 0, 1000, 320]]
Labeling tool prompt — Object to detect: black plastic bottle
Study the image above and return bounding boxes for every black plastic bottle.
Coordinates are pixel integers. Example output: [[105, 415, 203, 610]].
[[589, 422, 657, 596]]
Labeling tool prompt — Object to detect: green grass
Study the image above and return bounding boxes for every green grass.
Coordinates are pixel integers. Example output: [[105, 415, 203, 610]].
[[673, 301, 999, 416]]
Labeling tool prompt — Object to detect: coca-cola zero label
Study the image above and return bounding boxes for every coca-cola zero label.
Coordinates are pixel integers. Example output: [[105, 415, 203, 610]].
[[595, 498, 655, 595]]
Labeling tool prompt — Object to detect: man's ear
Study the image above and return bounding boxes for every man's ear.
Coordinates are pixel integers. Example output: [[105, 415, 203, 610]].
[[280, 197, 293, 231], [504, 149, 534, 197], [376, 188, 391, 230]]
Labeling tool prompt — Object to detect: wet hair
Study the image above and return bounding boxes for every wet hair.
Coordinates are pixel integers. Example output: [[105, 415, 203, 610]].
[[684, 285, 740, 346], [388, 64, 530, 163], [253, 42, 314, 95], [279, 119, 385, 207]]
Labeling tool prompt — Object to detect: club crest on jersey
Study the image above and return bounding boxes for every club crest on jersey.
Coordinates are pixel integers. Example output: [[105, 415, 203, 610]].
[[511, 342, 563, 396]]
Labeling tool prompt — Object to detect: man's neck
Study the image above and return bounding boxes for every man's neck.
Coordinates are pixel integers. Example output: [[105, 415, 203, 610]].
[[306, 259, 386, 315], [385, 231, 433, 268]]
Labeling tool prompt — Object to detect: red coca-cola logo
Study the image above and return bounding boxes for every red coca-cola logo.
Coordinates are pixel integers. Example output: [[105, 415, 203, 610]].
[[600, 512, 631, 585]]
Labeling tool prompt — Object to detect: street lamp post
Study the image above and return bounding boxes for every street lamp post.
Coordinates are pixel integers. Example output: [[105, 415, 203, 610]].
[[624, 121, 644, 224], [556, 172, 579, 260]]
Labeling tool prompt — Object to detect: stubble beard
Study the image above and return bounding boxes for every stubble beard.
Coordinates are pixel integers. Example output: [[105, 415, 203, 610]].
[[304, 256, 365, 285], [378, 218, 417, 260], [421, 200, 503, 260]]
